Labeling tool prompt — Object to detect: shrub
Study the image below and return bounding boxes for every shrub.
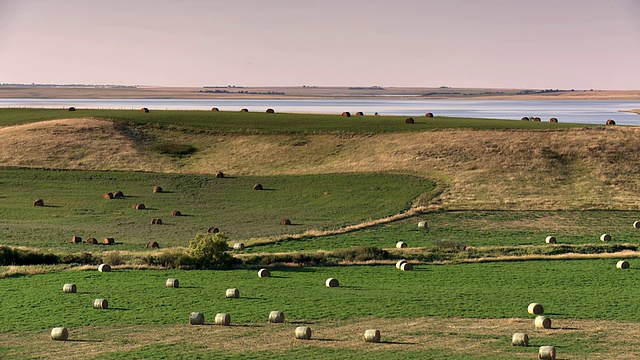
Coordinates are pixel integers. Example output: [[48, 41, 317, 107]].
[[330, 246, 389, 262], [188, 233, 235, 269]]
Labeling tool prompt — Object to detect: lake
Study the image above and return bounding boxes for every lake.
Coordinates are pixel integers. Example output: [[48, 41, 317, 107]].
[[1, 98, 639, 125]]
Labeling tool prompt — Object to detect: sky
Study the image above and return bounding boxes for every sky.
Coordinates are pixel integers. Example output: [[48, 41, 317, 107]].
[[0, 0, 638, 89]]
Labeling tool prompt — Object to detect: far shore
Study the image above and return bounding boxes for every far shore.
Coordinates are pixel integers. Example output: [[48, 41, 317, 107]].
[[621, 109, 640, 115]]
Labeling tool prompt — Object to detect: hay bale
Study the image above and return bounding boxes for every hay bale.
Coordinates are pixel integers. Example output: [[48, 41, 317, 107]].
[[280, 218, 291, 225], [50, 327, 69, 341], [71, 236, 82, 244], [396, 241, 407, 248], [550, 117, 558, 123], [93, 298, 108, 309], [103, 237, 115, 245], [151, 218, 157, 225], [606, 119, 616, 125], [617, 260, 629, 269], [266, 108, 275, 113], [113, 191, 124, 199], [425, 112, 434, 117], [341, 111, 351, 117], [226, 288, 239, 298], [400, 262, 413, 271], [135, 203, 146, 210], [355, 111, 364, 116], [86, 237, 98, 244], [258, 268, 271, 278], [511, 332, 528, 346], [147, 241, 159, 248], [325, 278, 339, 287], [240, 108, 249, 112], [172, 210, 182, 216], [395, 260, 407, 269], [539, 345, 556, 360], [545, 236, 556, 244], [417, 221, 427, 229], [269, 310, 284, 323], [207, 227, 220, 234], [294, 326, 312, 340], [63, 283, 77, 293], [166, 278, 179, 288], [528, 303, 544, 315], [600, 234, 612, 242], [189, 312, 205, 325], [211, 107, 219, 112], [364, 329, 381, 343], [98, 263, 111, 272], [103, 192, 113, 199], [68, 107, 76, 112], [153, 186, 163, 193], [533, 117, 541, 121], [215, 171, 225, 178], [233, 243, 245, 251], [534, 316, 551, 329], [33, 198, 44, 207], [633, 221, 640, 229], [253, 183, 263, 190], [521, 117, 530, 121], [405, 117, 415, 124], [215, 313, 231, 326], [141, 107, 150, 113]]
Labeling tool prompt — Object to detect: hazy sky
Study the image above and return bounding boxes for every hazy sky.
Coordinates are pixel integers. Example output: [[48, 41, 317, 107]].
[[0, 0, 638, 89]]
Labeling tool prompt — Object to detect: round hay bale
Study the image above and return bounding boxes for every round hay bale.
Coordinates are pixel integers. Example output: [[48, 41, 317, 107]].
[[98, 263, 111, 272], [405, 117, 415, 124], [280, 218, 291, 226], [294, 326, 312, 340], [325, 278, 339, 288], [92, 298, 108, 309], [50, 327, 69, 341], [33, 198, 44, 207], [266, 108, 275, 113], [233, 243, 245, 251], [545, 236, 556, 244], [207, 227, 220, 234], [166, 278, 179, 288], [341, 111, 351, 117], [153, 186, 163, 193], [633, 221, 640, 229], [600, 234, 612, 242], [528, 303, 544, 315], [135, 203, 146, 210], [269, 310, 284, 323], [226, 288, 239, 298], [172, 210, 182, 216], [240, 108, 249, 112], [86, 237, 98, 244], [355, 111, 364, 116], [253, 183, 263, 191], [151, 218, 157, 225], [533, 117, 541, 122], [616, 260, 629, 269], [147, 241, 159, 248], [511, 332, 529, 346], [103, 192, 114, 199], [68, 107, 76, 112], [417, 221, 428, 229], [189, 312, 205, 325], [211, 107, 219, 112], [258, 268, 271, 278], [215, 171, 225, 178], [141, 107, 150, 113], [395, 260, 407, 269], [534, 316, 551, 329], [521, 117, 530, 121], [539, 345, 556, 360], [71, 236, 82, 244], [156, 218, 163, 225], [396, 241, 407, 249], [606, 119, 616, 125], [103, 237, 115, 245], [63, 283, 77, 293], [364, 329, 381, 343], [400, 262, 414, 271], [215, 313, 231, 326], [113, 191, 124, 199], [550, 117, 558, 123], [425, 112, 434, 117]]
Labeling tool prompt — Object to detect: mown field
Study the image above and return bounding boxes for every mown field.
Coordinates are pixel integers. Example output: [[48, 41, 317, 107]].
[[1, 108, 639, 359]]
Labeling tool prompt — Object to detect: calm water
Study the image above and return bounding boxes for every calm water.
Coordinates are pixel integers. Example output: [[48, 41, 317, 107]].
[[1, 98, 639, 125]]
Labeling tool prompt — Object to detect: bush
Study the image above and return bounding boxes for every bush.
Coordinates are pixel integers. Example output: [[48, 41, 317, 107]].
[[189, 233, 235, 269], [0, 246, 58, 266], [142, 249, 194, 269], [330, 246, 389, 262]]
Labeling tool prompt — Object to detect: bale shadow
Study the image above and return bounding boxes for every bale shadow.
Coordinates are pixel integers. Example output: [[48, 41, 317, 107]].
[[43, 205, 62, 208], [107, 307, 130, 311], [179, 286, 201, 289], [289, 320, 316, 325], [381, 340, 417, 345], [231, 324, 263, 328], [313, 338, 343, 342], [67, 339, 103, 343]]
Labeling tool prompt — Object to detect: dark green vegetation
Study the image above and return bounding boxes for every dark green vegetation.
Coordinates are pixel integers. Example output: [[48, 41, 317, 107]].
[[0, 108, 593, 133], [0, 168, 432, 252]]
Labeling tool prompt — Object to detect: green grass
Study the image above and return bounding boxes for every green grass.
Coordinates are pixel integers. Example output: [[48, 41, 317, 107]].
[[0, 168, 432, 251], [2, 259, 640, 333], [0, 108, 594, 133]]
